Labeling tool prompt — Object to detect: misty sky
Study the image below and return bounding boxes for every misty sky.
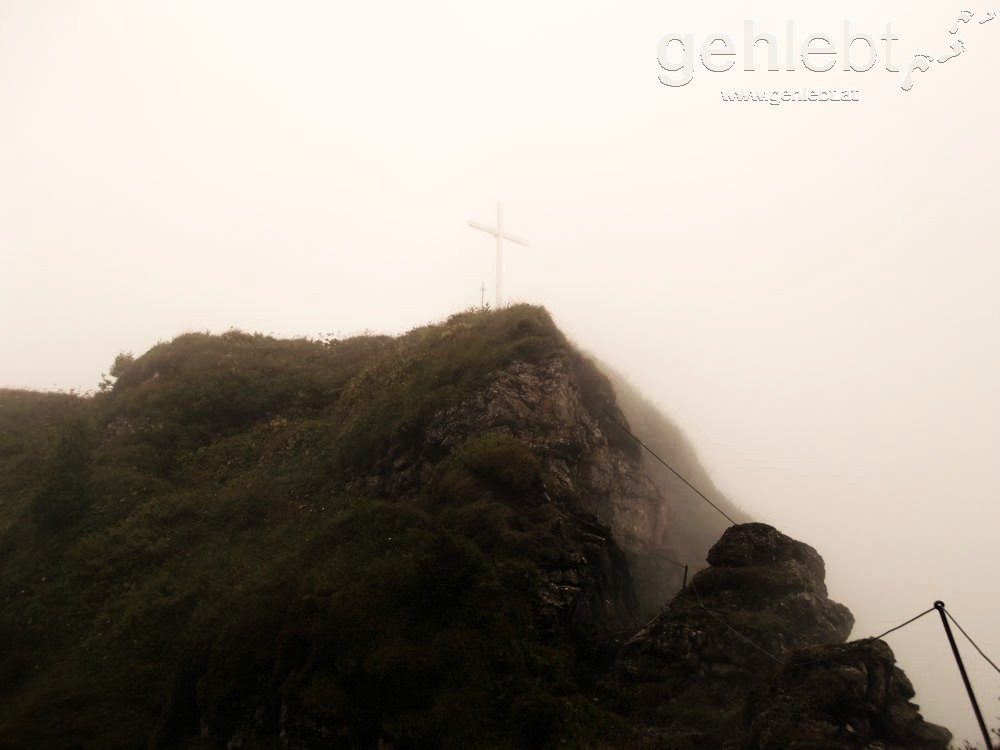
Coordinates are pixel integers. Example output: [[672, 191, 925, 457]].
[[2, 0, 999, 742]]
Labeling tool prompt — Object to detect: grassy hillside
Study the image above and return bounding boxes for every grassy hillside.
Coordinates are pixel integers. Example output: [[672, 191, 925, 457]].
[[0, 305, 734, 749]]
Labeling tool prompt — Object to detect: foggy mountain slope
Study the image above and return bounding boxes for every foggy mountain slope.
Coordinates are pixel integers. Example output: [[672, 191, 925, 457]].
[[596, 363, 748, 568], [0, 305, 945, 749]]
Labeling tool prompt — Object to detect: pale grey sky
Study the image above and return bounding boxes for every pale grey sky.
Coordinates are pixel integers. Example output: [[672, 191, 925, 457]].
[[2, 0, 999, 742]]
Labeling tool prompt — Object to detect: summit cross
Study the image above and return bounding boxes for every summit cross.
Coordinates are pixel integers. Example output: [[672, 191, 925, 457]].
[[468, 202, 530, 309]]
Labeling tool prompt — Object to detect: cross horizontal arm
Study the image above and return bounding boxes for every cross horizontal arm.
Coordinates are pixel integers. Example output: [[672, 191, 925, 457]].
[[500, 232, 530, 247], [467, 220, 496, 236], [467, 220, 530, 247]]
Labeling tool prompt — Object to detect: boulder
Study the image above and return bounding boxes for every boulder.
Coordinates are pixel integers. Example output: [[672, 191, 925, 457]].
[[744, 638, 953, 750], [604, 523, 855, 747]]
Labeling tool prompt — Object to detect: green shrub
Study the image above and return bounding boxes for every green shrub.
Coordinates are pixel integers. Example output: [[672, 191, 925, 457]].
[[431, 432, 541, 505]]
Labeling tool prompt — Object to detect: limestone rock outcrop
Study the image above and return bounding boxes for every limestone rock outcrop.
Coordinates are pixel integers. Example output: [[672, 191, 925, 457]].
[[603, 523, 950, 750], [604, 523, 855, 746], [424, 357, 677, 619], [358, 351, 682, 620]]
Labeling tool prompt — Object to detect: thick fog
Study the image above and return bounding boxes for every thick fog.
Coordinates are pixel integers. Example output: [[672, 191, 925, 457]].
[[2, 1, 998, 743]]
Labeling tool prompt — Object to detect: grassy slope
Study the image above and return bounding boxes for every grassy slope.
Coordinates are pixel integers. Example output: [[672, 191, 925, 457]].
[[0, 305, 728, 749]]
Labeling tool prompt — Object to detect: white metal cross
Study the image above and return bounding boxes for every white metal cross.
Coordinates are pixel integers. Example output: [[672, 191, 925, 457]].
[[468, 202, 529, 309]]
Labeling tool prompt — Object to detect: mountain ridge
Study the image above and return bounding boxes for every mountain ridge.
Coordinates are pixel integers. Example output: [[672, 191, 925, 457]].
[[0, 305, 947, 749]]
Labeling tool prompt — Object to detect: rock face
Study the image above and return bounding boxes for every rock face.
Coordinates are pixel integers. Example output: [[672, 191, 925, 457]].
[[745, 639, 953, 750], [426, 357, 677, 619], [363, 351, 681, 620], [603, 523, 951, 750], [604, 523, 855, 746]]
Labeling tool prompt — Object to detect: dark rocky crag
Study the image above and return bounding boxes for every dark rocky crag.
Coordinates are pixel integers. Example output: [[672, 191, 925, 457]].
[[0, 307, 952, 749], [359, 352, 684, 623], [603, 523, 950, 749], [745, 639, 954, 750]]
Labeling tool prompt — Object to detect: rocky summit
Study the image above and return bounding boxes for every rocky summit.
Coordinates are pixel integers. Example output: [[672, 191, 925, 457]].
[[0, 306, 950, 749]]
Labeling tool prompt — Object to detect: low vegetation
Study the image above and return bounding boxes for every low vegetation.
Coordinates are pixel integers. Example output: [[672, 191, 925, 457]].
[[0, 306, 653, 749]]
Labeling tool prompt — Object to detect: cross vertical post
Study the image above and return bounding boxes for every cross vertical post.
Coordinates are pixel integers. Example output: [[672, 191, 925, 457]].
[[468, 201, 530, 309], [496, 202, 503, 309]]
